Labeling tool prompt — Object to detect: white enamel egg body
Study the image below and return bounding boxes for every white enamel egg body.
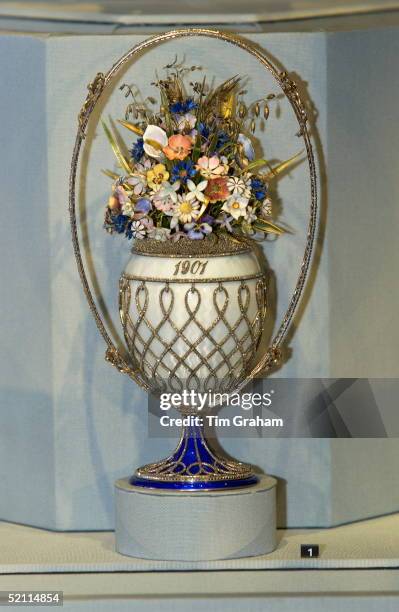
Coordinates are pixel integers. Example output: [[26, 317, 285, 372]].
[[119, 243, 266, 394]]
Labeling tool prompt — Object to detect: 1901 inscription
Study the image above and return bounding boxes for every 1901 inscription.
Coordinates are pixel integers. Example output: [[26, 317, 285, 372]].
[[173, 260, 208, 276]]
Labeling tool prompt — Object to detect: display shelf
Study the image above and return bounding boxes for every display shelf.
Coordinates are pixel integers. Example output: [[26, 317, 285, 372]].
[[1, 570, 399, 612], [2, 518, 399, 611], [1, 513, 399, 573]]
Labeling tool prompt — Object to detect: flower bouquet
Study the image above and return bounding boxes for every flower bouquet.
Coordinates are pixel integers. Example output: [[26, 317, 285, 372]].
[[102, 60, 299, 244]]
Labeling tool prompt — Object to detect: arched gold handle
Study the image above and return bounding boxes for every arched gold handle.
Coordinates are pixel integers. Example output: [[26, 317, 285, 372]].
[[69, 28, 317, 389]]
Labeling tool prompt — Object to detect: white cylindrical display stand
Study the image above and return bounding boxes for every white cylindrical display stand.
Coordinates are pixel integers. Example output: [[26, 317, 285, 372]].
[[115, 476, 277, 561]]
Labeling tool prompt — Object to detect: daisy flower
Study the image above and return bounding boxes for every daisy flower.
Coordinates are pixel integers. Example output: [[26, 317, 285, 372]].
[[170, 195, 200, 226], [128, 220, 146, 240]]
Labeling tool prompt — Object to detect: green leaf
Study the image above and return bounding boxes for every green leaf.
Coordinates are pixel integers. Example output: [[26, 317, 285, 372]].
[[101, 120, 131, 174]]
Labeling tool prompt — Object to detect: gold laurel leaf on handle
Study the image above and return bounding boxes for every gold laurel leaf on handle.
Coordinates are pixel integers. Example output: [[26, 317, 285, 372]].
[[117, 119, 144, 136], [101, 120, 132, 174]]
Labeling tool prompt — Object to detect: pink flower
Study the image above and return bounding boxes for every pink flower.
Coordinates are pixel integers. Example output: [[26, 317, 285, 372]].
[[153, 196, 175, 213], [196, 156, 227, 179], [141, 217, 154, 232], [163, 134, 192, 161], [114, 185, 129, 204]]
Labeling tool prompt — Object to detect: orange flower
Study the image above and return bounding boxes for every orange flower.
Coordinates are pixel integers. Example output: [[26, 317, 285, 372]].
[[204, 177, 230, 203], [163, 134, 192, 161]]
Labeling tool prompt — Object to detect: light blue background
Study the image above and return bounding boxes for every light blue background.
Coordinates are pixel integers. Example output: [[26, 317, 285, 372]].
[[1, 27, 398, 529]]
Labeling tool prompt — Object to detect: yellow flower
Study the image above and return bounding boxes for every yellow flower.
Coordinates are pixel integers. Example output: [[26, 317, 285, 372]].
[[146, 164, 169, 191]]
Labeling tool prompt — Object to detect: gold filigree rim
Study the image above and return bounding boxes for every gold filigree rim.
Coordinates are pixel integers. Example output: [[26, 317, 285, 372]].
[[132, 233, 252, 258], [121, 272, 265, 284]]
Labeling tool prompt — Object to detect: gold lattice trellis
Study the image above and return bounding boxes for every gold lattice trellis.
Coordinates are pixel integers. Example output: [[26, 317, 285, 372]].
[[119, 274, 266, 395]]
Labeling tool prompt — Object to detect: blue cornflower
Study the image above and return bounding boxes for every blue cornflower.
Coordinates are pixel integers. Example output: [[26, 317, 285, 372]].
[[171, 160, 196, 184], [198, 122, 210, 138], [113, 214, 129, 234], [184, 98, 198, 112], [215, 131, 229, 150], [125, 221, 134, 240], [251, 178, 267, 200], [131, 138, 144, 162], [170, 98, 198, 114], [170, 101, 184, 114], [254, 189, 266, 200]]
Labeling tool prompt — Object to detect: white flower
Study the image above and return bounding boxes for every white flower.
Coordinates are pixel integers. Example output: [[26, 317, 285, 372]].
[[121, 200, 135, 217], [245, 206, 257, 224], [260, 197, 272, 218], [237, 133, 255, 161], [130, 220, 146, 239], [227, 174, 252, 199], [215, 213, 234, 233], [143, 125, 168, 159], [177, 113, 197, 132], [169, 195, 200, 227], [148, 227, 171, 241], [157, 181, 180, 203], [186, 179, 208, 203], [222, 195, 249, 220]]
